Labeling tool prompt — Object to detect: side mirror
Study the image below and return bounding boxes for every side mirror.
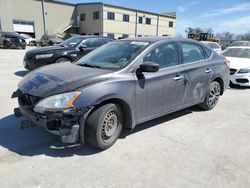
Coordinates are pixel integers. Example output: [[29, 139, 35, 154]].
[[78, 44, 87, 51], [139, 62, 159, 73]]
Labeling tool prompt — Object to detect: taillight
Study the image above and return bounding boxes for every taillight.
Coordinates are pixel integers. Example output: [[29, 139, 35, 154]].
[[224, 60, 230, 67]]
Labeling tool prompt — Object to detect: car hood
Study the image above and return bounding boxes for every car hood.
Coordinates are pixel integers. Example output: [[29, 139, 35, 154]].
[[27, 45, 67, 54], [225, 57, 250, 69], [18, 62, 114, 97]]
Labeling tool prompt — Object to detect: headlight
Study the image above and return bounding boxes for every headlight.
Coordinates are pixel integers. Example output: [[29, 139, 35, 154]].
[[35, 54, 54, 59], [34, 91, 81, 113], [238, 68, 250, 74]]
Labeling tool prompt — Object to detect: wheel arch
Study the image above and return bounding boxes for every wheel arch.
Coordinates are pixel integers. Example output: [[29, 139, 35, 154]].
[[212, 77, 224, 95], [88, 98, 134, 129]]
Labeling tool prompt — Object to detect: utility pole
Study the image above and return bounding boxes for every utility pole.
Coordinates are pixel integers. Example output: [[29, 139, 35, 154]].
[[41, 0, 47, 34]]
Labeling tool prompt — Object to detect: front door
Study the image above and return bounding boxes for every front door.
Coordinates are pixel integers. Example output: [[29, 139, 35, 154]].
[[135, 42, 187, 123]]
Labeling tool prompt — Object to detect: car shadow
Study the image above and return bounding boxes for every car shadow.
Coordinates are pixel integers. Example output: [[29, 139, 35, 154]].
[[121, 106, 197, 138], [0, 106, 200, 157], [0, 114, 100, 157], [14, 70, 28, 77]]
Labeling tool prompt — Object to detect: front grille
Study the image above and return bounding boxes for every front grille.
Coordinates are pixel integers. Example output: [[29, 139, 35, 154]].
[[236, 79, 249, 83], [230, 68, 237, 75], [24, 53, 34, 61]]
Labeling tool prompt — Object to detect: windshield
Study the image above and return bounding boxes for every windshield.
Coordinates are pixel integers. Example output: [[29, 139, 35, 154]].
[[222, 48, 250, 58], [59, 37, 83, 48], [75, 41, 149, 69]]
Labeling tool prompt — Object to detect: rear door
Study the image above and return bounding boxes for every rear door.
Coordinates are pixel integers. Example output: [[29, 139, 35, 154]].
[[135, 42, 186, 123], [178, 42, 213, 106]]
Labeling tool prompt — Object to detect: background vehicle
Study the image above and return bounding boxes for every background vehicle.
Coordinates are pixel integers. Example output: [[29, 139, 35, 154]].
[[221, 46, 250, 87], [201, 41, 222, 53], [63, 33, 79, 40], [23, 36, 113, 70], [0, 32, 26, 49], [38, 34, 63, 46], [14, 37, 229, 150], [20, 33, 37, 46], [230, 41, 250, 47]]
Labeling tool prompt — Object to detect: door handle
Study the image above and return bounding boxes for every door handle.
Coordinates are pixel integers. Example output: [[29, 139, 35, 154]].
[[173, 75, 184, 81], [205, 69, 212, 73]]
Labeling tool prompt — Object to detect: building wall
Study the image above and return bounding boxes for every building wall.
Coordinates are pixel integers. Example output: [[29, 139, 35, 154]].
[[0, 1, 176, 40], [103, 4, 176, 39], [0, 0, 76, 39], [76, 4, 102, 35]]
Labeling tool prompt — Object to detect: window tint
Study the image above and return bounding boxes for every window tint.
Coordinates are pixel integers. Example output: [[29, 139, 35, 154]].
[[84, 38, 101, 48], [180, 43, 205, 63], [146, 18, 151, 25], [93, 11, 99, 20], [80, 14, 86, 21], [203, 47, 212, 58], [138, 16, 143, 24], [143, 43, 179, 69], [169, 21, 173, 27], [123, 14, 129, 22], [107, 12, 115, 20]]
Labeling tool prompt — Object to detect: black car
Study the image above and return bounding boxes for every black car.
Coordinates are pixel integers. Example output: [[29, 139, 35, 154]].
[[13, 37, 230, 150], [23, 36, 114, 70], [0, 32, 26, 49], [38, 34, 63, 47]]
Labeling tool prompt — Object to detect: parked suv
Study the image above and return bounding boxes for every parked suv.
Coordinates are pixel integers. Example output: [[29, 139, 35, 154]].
[[38, 34, 63, 46], [0, 32, 26, 49], [23, 36, 113, 70], [13, 37, 230, 150]]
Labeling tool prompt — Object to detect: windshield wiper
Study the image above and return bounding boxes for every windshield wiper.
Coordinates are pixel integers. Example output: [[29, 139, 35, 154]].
[[79, 63, 101, 69]]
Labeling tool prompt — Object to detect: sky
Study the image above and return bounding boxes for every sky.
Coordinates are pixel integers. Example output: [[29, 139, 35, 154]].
[[61, 0, 250, 36]]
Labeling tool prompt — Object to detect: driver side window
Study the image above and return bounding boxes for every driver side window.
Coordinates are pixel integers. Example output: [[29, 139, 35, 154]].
[[143, 43, 179, 69]]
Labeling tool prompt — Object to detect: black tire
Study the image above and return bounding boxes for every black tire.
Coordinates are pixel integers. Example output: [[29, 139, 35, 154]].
[[55, 58, 71, 63], [84, 103, 123, 150], [199, 81, 221, 110]]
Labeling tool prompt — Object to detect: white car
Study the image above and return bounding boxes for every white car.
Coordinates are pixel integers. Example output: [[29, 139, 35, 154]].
[[221, 46, 250, 87], [201, 41, 222, 53], [20, 33, 37, 46]]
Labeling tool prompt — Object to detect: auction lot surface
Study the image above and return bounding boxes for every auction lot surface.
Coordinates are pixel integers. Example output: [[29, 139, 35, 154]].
[[0, 47, 250, 188]]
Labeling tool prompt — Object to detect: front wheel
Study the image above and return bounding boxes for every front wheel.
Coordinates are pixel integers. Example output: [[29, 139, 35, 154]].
[[55, 58, 71, 63], [199, 81, 221, 110], [84, 103, 123, 150]]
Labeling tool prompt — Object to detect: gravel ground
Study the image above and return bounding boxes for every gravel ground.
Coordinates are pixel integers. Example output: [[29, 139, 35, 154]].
[[0, 47, 250, 188]]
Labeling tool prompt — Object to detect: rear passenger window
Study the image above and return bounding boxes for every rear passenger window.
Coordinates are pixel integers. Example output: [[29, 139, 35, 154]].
[[143, 43, 179, 69], [203, 47, 212, 58], [180, 43, 205, 63]]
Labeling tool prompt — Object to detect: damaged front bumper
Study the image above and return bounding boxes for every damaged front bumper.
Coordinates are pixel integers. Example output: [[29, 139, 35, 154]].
[[12, 90, 92, 144]]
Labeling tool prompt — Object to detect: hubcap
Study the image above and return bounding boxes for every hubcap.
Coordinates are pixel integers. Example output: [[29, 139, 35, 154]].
[[208, 85, 220, 107], [102, 111, 118, 139]]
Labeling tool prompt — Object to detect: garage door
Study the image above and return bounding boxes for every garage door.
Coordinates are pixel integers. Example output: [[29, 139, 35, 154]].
[[13, 20, 34, 33]]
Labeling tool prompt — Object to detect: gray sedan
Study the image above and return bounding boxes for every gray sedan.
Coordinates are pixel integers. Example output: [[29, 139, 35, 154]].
[[13, 37, 230, 150]]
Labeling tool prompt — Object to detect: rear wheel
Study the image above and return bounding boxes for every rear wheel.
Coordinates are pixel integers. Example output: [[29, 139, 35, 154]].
[[199, 81, 221, 110], [55, 58, 71, 63], [84, 103, 123, 150]]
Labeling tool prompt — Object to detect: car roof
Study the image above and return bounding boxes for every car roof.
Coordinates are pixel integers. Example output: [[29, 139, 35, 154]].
[[121, 36, 200, 44], [200, 41, 219, 44], [74, 35, 114, 39], [227, 46, 250, 49]]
